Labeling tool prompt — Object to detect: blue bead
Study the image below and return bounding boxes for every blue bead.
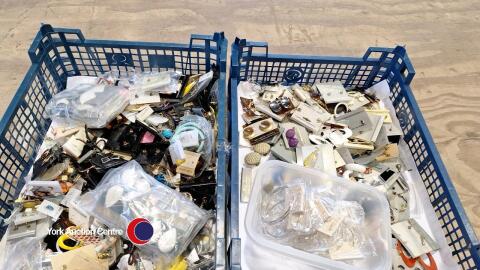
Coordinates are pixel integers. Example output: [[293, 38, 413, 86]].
[[162, 129, 173, 139]]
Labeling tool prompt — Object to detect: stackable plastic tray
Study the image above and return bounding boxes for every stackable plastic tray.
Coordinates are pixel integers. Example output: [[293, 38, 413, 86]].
[[227, 38, 480, 270], [0, 24, 228, 268]]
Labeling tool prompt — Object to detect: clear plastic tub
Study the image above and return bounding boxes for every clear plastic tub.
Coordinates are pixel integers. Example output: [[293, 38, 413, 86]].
[[244, 160, 391, 270]]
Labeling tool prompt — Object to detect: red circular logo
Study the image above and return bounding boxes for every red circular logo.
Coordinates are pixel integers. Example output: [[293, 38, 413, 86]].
[[127, 218, 153, 245]]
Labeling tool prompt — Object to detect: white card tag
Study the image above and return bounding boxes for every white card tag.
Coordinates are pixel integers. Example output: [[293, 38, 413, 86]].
[[79, 85, 105, 104], [241, 167, 254, 203], [186, 248, 200, 264], [122, 111, 137, 123], [62, 128, 86, 158], [176, 151, 201, 177], [329, 242, 364, 260], [130, 92, 161, 105], [136, 106, 154, 122], [140, 72, 171, 92], [37, 200, 63, 221], [68, 204, 92, 229], [145, 114, 169, 126], [178, 130, 199, 148], [61, 188, 82, 208], [365, 80, 391, 100], [317, 215, 344, 236], [66, 76, 99, 89], [168, 140, 186, 165]]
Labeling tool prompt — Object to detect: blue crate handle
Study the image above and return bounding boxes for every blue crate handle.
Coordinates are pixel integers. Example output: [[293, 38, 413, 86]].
[[28, 24, 85, 63], [232, 38, 269, 83], [362, 46, 416, 85], [188, 32, 227, 73]]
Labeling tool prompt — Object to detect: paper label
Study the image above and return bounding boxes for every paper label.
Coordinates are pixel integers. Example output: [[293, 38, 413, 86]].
[[169, 140, 185, 164], [186, 248, 200, 264], [141, 73, 171, 92], [37, 200, 63, 221], [62, 128, 86, 158], [52, 126, 82, 140], [122, 111, 137, 123], [61, 188, 82, 208], [329, 242, 364, 260], [136, 105, 154, 121], [176, 150, 201, 177], [366, 80, 391, 100], [241, 167, 253, 203], [313, 199, 331, 221], [79, 85, 105, 104], [68, 204, 92, 229], [130, 92, 161, 105], [66, 76, 99, 89], [145, 114, 169, 126], [317, 215, 344, 236], [178, 130, 199, 148]]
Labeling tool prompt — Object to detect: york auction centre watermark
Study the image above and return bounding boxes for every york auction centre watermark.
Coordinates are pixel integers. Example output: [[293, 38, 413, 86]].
[[47, 218, 154, 245], [48, 227, 124, 237]]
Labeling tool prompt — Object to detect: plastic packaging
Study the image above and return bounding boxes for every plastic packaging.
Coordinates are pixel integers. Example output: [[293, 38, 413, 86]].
[[260, 178, 375, 260], [45, 84, 130, 128], [78, 160, 161, 229], [181, 71, 214, 103], [238, 81, 262, 100], [78, 160, 208, 267], [171, 115, 214, 177], [208, 79, 219, 106], [127, 187, 208, 268], [187, 213, 216, 269], [0, 236, 45, 270], [134, 71, 182, 94], [396, 142, 458, 270], [98, 67, 137, 88], [245, 160, 391, 270]]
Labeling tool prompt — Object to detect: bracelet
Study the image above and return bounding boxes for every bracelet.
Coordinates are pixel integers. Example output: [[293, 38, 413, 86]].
[[57, 233, 81, 251]]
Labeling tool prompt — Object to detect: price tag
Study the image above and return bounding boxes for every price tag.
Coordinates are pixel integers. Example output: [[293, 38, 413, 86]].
[[241, 167, 253, 203], [136, 105, 154, 121], [37, 200, 63, 221], [169, 140, 186, 165], [61, 188, 82, 208], [176, 151, 201, 177], [178, 130, 199, 148], [317, 215, 344, 236]]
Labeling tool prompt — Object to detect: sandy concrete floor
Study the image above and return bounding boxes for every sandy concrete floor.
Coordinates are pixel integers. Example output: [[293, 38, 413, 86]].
[[0, 0, 479, 242]]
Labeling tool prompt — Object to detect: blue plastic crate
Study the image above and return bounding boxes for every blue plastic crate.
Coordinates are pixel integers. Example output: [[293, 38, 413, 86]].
[[0, 24, 228, 268], [227, 38, 480, 270]]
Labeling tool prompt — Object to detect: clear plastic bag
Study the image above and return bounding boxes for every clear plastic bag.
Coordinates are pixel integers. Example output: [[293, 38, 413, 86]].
[[78, 160, 208, 267], [78, 160, 161, 229], [134, 71, 182, 94], [171, 115, 214, 177], [45, 84, 130, 128], [181, 71, 214, 103], [0, 237, 45, 270], [126, 187, 208, 268]]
